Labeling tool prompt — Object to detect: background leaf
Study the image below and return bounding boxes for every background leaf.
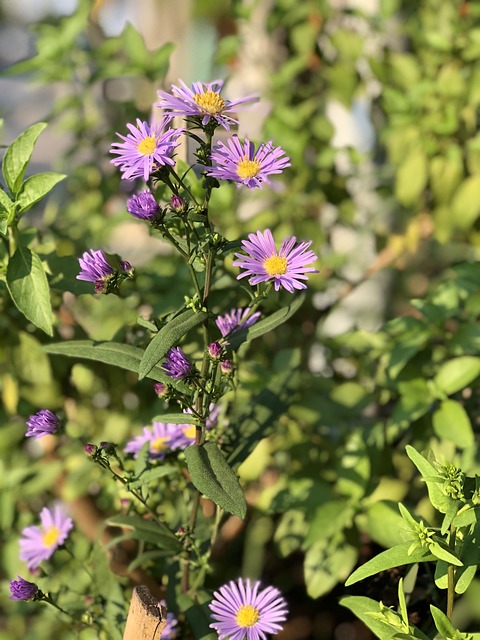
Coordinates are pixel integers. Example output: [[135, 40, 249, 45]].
[[2, 122, 47, 195]]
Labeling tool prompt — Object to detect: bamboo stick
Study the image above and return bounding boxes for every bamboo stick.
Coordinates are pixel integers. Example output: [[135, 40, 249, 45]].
[[123, 586, 166, 640]]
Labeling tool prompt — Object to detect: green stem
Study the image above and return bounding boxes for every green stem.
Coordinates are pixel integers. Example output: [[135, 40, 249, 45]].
[[447, 525, 457, 620], [43, 594, 74, 618], [169, 167, 200, 205]]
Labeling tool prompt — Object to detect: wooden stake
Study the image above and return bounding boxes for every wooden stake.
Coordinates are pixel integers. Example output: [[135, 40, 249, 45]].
[[123, 586, 166, 640]]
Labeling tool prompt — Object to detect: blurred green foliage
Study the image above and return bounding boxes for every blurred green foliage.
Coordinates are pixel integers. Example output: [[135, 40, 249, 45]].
[[2, 0, 480, 638]]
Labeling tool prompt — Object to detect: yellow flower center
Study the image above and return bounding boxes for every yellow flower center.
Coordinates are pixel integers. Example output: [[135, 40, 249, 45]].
[[194, 91, 226, 115], [264, 255, 288, 276], [151, 437, 168, 452], [236, 604, 260, 628], [182, 424, 197, 440], [237, 158, 261, 180], [137, 136, 157, 156], [43, 527, 60, 548]]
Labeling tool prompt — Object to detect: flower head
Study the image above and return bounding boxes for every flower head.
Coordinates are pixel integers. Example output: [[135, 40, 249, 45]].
[[220, 359, 233, 375], [207, 136, 290, 189], [215, 308, 261, 339], [159, 600, 180, 640], [83, 443, 97, 456], [162, 347, 192, 380], [19, 505, 73, 570], [77, 249, 114, 291], [110, 118, 182, 181], [153, 382, 168, 397], [156, 80, 256, 131], [9, 576, 39, 601], [208, 341, 223, 360], [25, 410, 61, 439], [233, 229, 318, 293], [170, 194, 185, 212], [209, 578, 288, 640], [127, 190, 161, 221], [124, 421, 179, 460]]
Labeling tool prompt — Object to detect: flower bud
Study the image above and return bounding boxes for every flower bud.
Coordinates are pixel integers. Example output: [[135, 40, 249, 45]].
[[208, 341, 222, 360], [220, 359, 233, 375]]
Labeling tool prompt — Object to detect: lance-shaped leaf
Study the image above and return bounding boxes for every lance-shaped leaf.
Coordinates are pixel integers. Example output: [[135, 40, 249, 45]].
[[227, 294, 305, 350], [345, 542, 436, 586], [2, 122, 47, 196], [6, 246, 53, 335], [434, 356, 480, 396], [138, 309, 207, 379], [405, 445, 451, 514], [184, 443, 247, 519], [151, 413, 200, 425], [106, 514, 182, 552], [430, 605, 457, 639], [44, 340, 185, 386], [16, 172, 66, 215]]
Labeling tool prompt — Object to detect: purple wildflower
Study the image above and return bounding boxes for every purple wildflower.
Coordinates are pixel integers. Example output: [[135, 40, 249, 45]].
[[209, 577, 288, 640], [215, 308, 261, 339], [156, 79, 256, 130], [25, 410, 61, 439], [76, 249, 114, 291], [19, 505, 73, 570], [170, 194, 185, 212], [124, 421, 179, 460], [207, 136, 290, 188], [233, 229, 318, 293], [127, 190, 161, 221], [172, 403, 220, 450], [9, 576, 39, 601], [162, 347, 192, 380], [109, 118, 182, 181], [83, 443, 97, 456], [153, 382, 168, 397], [159, 600, 180, 640]]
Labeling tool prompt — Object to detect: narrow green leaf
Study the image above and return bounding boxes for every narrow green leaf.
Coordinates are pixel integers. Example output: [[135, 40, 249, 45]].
[[428, 541, 462, 566], [0, 189, 14, 236], [345, 542, 436, 586], [16, 172, 66, 215], [184, 443, 247, 519], [227, 294, 305, 350], [453, 506, 480, 528], [430, 605, 457, 638], [44, 340, 181, 384], [6, 246, 52, 335], [138, 309, 208, 380], [127, 465, 177, 489], [2, 122, 47, 195], [434, 356, 480, 396], [151, 413, 200, 425], [105, 514, 182, 552], [398, 579, 408, 627], [405, 445, 451, 514]]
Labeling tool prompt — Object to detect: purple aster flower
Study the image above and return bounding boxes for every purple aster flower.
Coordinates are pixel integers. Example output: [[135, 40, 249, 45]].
[[127, 190, 161, 221], [124, 421, 179, 460], [162, 347, 192, 380], [156, 79, 257, 130], [25, 410, 61, 439], [159, 600, 180, 640], [215, 308, 261, 339], [170, 194, 185, 212], [76, 249, 114, 291], [208, 341, 223, 359], [19, 505, 73, 570], [9, 576, 39, 601], [233, 229, 318, 293], [207, 136, 290, 188], [110, 118, 182, 181], [209, 577, 288, 640]]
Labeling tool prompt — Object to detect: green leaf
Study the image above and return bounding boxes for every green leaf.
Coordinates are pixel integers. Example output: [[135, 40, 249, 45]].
[[184, 443, 247, 519], [151, 413, 200, 425], [177, 593, 216, 640], [16, 172, 66, 214], [455, 524, 480, 594], [345, 542, 436, 586], [434, 356, 480, 395], [432, 400, 474, 449], [127, 465, 177, 489], [453, 507, 480, 528], [304, 500, 353, 548], [451, 176, 480, 230], [6, 246, 52, 335], [395, 148, 428, 207], [105, 514, 182, 552], [365, 500, 407, 549], [138, 309, 208, 379], [428, 540, 462, 566], [227, 294, 305, 350], [430, 605, 457, 638], [2, 122, 47, 196], [44, 340, 178, 384], [405, 445, 451, 514], [305, 539, 357, 598], [0, 189, 14, 235]]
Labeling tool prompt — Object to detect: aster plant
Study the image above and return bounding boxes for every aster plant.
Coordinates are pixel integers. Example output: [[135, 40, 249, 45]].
[[34, 76, 319, 637]]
